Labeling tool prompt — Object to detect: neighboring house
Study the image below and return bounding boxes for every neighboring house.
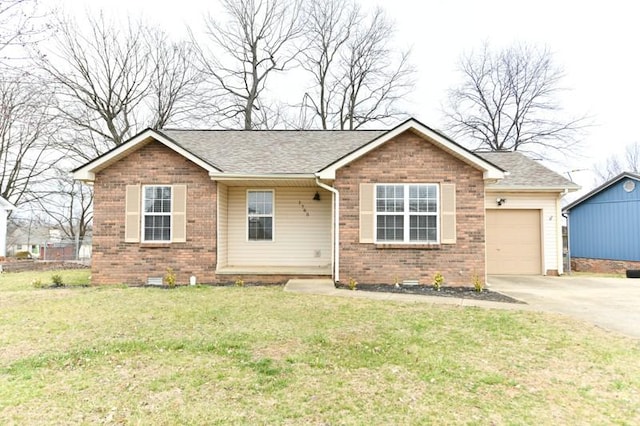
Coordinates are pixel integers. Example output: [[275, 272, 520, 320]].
[[0, 197, 15, 258], [6, 226, 92, 260], [73, 118, 578, 286], [563, 172, 640, 273]]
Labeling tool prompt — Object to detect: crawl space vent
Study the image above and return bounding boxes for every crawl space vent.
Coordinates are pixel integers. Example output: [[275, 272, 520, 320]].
[[147, 277, 163, 286], [402, 279, 419, 286]]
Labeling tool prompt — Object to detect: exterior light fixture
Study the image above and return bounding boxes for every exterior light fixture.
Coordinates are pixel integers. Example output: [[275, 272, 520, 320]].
[[313, 191, 321, 201], [496, 198, 506, 206]]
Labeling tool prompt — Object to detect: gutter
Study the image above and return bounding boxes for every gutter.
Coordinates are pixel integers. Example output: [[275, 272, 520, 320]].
[[315, 177, 340, 283]]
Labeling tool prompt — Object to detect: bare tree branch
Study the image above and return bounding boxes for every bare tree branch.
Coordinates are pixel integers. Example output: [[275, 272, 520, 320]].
[[193, 0, 304, 129], [34, 12, 151, 158], [593, 141, 640, 183], [300, 3, 414, 130], [444, 42, 589, 158]]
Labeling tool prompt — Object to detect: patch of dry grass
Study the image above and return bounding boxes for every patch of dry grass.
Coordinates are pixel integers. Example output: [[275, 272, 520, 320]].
[[1, 270, 639, 424]]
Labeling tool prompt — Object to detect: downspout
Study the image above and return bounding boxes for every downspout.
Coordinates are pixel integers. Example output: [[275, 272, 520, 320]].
[[560, 188, 570, 275], [315, 178, 340, 282]]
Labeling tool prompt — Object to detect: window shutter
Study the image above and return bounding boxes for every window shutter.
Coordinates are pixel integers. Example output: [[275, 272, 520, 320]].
[[359, 183, 374, 243], [172, 184, 187, 243], [440, 183, 456, 244], [125, 185, 141, 243]]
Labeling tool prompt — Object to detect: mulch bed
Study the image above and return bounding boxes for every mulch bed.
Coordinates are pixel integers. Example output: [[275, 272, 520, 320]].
[[335, 283, 525, 304]]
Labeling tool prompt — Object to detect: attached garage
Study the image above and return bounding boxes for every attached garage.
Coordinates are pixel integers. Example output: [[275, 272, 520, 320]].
[[486, 209, 542, 275]]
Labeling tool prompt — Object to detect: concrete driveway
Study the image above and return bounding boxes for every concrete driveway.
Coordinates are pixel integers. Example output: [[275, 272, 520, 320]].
[[488, 275, 640, 339]]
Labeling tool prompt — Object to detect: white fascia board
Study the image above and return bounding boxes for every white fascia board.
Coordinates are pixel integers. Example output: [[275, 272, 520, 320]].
[[72, 129, 220, 182], [486, 186, 581, 193], [317, 119, 505, 180]]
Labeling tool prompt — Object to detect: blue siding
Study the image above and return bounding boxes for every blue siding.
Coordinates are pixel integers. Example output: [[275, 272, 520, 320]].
[[569, 177, 640, 261]]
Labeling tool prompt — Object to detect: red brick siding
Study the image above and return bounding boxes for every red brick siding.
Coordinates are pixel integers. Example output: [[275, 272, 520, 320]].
[[92, 141, 217, 285], [571, 257, 640, 274], [335, 130, 486, 286]]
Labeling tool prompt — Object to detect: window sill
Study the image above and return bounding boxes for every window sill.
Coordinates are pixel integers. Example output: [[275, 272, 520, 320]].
[[375, 244, 441, 250], [139, 243, 172, 248]]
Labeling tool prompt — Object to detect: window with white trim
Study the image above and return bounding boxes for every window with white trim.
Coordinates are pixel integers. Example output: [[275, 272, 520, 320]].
[[375, 184, 438, 243], [143, 186, 172, 242], [247, 190, 273, 241]]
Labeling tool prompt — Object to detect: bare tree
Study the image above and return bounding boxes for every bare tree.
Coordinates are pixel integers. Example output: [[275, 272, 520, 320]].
[[145, 28, 203, 129], [0, 74, 59, 209], [33, 168, 93, 258], [444, 43, 587, 156], [35, 13, 151, 159], [300, 3, 414, 130], [594, 141, 640, 183], [194, 0, 304, 129]]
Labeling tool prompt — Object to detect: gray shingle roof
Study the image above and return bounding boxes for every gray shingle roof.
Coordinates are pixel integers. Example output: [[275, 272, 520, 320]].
[[158, 129, 576, 190], [160, 129, 386, 174], [478, 151, 579, 190]]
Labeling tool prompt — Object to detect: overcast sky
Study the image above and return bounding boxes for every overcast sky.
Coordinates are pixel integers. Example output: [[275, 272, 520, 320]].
[[58, 0, 640, 195]]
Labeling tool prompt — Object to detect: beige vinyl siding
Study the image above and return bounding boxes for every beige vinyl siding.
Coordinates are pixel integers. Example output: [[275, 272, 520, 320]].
[[227, 187, 332, 267], [485, 192, 561, 274], [217, 183, 228, 268]]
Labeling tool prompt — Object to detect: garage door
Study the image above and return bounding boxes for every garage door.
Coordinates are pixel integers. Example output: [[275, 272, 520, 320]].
[[486, 209, 542, 275]]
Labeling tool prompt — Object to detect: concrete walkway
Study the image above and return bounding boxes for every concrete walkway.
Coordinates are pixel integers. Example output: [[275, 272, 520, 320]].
[[284, 279, 531, 311]]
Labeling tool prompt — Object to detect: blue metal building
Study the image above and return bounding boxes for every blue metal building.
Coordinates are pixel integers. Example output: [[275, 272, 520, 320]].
[[563, 172, 640, 262]]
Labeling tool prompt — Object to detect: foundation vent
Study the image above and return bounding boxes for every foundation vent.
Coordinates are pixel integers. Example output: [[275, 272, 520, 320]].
[[402, 279, 419, 286], [147, 277, 163, 286]]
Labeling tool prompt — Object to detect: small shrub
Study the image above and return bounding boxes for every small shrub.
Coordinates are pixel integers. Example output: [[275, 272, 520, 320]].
[[432, 272, 444, 291], [235, 278, 245, 287], [348, 277, 358, 291], [472, 273, 484, 292], [51, 274, 64, 287], [165, 268, 176, 288], [31, 278, 43, 288]]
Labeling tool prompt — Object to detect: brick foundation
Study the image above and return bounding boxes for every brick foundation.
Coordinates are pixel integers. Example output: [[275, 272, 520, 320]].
[[571, 257, 640, 274], [335, 130, 486, 287]]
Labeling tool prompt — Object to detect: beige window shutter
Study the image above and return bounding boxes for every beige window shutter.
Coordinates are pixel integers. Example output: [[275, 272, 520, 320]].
[[440, 183, 456, 244], [359, 183, 374, 243], [172, 184, 187, 243], [125, 184, 141, 243]]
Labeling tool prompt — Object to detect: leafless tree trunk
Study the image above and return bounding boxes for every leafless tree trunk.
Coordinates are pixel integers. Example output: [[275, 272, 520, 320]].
[[300, 4, 414, 130], [35, 13, 151, 159], [593, 141, 640, 183], [0, 75, 59, 210], [444, 43, 588, 157], [194, 0, 304, 129]]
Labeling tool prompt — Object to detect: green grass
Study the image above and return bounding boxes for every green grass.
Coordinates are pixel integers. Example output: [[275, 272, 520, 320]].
[[1, 270, 639, 424]]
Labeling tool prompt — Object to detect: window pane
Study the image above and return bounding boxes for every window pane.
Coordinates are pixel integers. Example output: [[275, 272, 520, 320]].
[[410, 215, 437, 242], [376, 215, 403, 241], [248, 217, 273, 241], [144, 215, 171, 241], [377, 185, 404, 212], [409, 185, 437, 213]]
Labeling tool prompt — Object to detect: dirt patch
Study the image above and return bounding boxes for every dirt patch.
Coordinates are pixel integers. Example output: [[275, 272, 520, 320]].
[[335, 283, 524, 304]]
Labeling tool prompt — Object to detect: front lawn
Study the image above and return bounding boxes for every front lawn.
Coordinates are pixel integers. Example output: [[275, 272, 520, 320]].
[[1, 270, 639, 424]]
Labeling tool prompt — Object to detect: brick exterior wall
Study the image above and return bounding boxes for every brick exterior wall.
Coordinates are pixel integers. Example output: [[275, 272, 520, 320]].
[[92, 141, 217, 285], [335, 130, 486, 287], [571, 257, 640, 274]]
